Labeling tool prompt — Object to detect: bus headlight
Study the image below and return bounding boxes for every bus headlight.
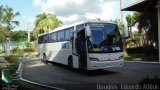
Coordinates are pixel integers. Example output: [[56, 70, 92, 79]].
[[89, 57, 99, 61]]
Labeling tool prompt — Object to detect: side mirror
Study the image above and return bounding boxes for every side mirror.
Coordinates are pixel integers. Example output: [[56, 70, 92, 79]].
[[85, 26, 91, 38], [122, 25, 129, 39]]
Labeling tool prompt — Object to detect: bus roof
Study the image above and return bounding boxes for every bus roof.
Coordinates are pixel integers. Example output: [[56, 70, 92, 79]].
[[38, 20, 116, 36]]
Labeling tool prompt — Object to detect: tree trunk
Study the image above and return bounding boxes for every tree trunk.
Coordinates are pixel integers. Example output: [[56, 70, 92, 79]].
[[130, 27, 132, 39], [123, 39, 128, 56]]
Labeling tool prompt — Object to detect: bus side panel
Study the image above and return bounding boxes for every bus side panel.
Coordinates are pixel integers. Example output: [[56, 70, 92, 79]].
[[72, 55, 79, 69], [46, 42, 72, 65], [38, 44, 46, 60]]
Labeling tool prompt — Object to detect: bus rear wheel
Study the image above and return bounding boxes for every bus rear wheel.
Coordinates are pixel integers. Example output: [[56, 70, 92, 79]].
[[68, 56, 73, 69], [43, 54, 47, 63]]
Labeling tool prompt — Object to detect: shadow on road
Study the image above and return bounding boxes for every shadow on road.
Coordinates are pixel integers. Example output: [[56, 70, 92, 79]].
[[48, 61, 119, 76]]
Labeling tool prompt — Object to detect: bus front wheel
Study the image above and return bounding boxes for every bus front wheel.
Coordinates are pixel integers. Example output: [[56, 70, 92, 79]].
[[68, 56, 73, 69]]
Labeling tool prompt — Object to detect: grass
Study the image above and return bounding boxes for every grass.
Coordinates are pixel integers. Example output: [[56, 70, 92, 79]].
[[0, 51, 38, 58]]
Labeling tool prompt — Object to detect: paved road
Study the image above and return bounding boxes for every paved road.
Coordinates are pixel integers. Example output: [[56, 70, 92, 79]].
[[22, 59, 160, 90]]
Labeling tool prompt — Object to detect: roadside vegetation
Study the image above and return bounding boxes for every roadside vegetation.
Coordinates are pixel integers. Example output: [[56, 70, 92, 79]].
[[122, 12, 158, 61]]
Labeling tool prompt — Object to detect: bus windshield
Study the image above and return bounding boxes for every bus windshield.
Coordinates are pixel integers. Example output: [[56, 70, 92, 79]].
[[87, 23, 123, 53]]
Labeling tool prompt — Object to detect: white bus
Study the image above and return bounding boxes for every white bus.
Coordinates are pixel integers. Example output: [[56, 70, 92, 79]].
[[38, 20, 125, 70]]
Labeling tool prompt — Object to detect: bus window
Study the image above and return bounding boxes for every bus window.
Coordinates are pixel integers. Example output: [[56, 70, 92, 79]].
[[58, 31, 65, 41], [38, 36, 42, 44], [51, 33, 57, 42], [60, 31, 65, 41], [69, 27, 74, 40], [65, 29, 70, 41], [48, 34, 51, 43], [76, 24, 84, 31], [44, 35, 48, 43]]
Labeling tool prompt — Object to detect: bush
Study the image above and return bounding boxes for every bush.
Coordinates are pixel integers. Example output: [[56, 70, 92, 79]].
[[24, 48, 35, 52], [143, 45, 158, 56], [25, 41, 37, 52], [6, 62, 20, 70], [4, 55, 19, 70], [12, 47, 22, 52], [4, 55, 18, 63], [127, 47, 143, 54]]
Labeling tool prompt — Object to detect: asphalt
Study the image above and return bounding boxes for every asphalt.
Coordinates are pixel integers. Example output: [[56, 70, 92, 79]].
[[21, 58, 160, 90]]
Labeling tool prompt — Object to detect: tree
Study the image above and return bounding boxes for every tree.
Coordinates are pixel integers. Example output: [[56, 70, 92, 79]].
[[126, 12, 141, 39], [3, 6, 20, 32], [33, 13, 62, 38], [0, 6, 4, 26], [116, 19, 123, 35], [126, 15, 134, 38], [116, 19, 129, 56], [0, 5, 20, 52]]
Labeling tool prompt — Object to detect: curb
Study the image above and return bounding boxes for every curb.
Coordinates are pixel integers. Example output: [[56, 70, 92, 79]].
[[124, 61, 160, 64], [20, 78, 65, 90], [16, 63, 23, 77], [17, 58, 65, 90]]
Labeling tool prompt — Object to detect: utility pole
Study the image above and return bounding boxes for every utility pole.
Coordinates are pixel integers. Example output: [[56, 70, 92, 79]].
[[28, 31, 30, 42], [120, 0, 128, 56], [120, 0, 123, 21]]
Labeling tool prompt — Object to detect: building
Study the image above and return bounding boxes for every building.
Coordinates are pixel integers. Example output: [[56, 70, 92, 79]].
[[122, 0, 160, 63]]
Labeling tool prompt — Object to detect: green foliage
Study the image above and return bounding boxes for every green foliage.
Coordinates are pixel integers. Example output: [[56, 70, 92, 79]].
[[4, 55, 18, 63], [12, 47, 23, 52], [126, 46, 158, 61], [126, 12, 141, 38], [4, 55, 19, 70], [33, 13, 62, 38], [116, 19, 123, 35], [25, 40, 38, 52], [0, 5, 20, 45], [6, 62, 19, 70], [10, 30, 27, 41], [3, 6, 20, 31], [0, 26, 7, 43], [24, 48, 35, 52]]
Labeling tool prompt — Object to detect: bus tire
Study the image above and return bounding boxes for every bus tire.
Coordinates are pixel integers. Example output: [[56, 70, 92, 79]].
[[68, 56, 73, 69], [43, 54, 47, 63]]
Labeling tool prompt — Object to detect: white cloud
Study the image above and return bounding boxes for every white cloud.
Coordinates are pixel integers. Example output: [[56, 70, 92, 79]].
[[33, 0, 120, 24], [57, 14, 79, 23], [33, 0, 44, 7]]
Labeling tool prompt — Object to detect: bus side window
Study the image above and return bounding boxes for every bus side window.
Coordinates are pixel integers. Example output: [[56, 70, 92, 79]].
[[38, 36, 41, 44], [48, 34, 51, 43], [76, 24, 84, 32], [44, 35, 47, 43], [65, 29, 70, 41], [57, 32, 60, 41], [60, 31, 65, 41], [42, 36, 45, 44], [69, 27, 74, 40], [52, 32, 57, 42]]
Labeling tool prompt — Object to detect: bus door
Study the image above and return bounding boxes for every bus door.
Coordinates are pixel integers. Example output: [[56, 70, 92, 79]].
[[76, 29, 87, 69]]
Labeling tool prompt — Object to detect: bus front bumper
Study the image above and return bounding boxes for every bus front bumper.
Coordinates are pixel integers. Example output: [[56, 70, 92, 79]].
[[87, 59, 124, 70]]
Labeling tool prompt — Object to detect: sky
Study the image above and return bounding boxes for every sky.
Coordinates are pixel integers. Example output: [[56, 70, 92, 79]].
[[0, 0, 135, 31]]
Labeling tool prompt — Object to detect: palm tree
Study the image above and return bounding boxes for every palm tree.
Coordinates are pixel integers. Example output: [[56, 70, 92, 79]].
[[33, 13, 61, 38], [126, 12, 141, 39], [3, 6, 20, 31], [126, 15, 135, 38], [0, 5, 4, 26]]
